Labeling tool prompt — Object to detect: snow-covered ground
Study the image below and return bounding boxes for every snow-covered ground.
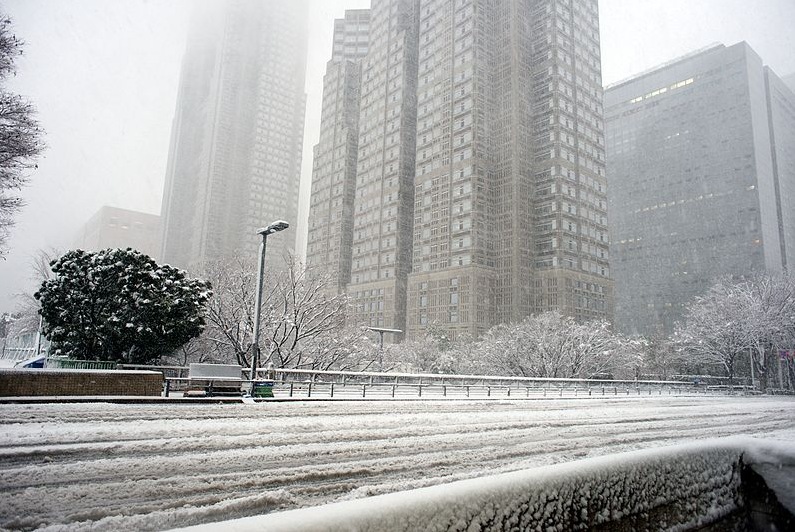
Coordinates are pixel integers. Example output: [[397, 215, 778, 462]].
[[169, 436, 795, 532], [1, 396, 794, 531]]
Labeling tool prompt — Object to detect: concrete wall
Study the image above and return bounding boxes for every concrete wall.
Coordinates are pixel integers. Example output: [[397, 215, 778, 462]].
[[0, 369, 163, 397]]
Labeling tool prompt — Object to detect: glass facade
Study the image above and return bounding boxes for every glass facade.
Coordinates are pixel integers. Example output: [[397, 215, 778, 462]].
[[606, 43, 795, 336]]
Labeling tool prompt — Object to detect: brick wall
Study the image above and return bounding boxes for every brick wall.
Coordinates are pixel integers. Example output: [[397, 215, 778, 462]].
[[0, 369, 163, 397]]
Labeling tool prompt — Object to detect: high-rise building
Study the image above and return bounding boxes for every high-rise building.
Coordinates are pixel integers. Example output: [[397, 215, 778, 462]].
[[306, 10, 371, 293], [784, 73, 795, 94], [160, 0, 308, 272], [407, 0, 610, 340], [73, 206, 161, 261], [605, 43, 795, 336], [345, 0, 421, 338], [308, 0, 611, 341]]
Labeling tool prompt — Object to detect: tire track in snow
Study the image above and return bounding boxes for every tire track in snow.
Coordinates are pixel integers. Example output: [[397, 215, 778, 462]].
[[1, 396, 793, 531]]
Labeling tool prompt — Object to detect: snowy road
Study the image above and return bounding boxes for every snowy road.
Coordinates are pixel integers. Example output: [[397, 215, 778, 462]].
[[1, 396, 794, 531]]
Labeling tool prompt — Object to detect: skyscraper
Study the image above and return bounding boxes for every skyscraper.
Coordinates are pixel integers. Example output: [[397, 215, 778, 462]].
[[160, 0, 308, 272], [345, 0, 421, 337], [308, 0, 611, 341], [306, 10, 371, 293], [406, 0, 610, 340], [784, 73, 795, 94], [605, 43, 795, 336]]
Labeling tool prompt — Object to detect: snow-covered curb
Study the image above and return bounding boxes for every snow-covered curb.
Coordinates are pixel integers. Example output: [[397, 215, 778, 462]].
[[168, 436, 794, 532]]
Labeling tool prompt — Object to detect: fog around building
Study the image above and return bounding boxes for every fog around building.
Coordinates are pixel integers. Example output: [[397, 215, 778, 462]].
[[0, 0, 793, 313]]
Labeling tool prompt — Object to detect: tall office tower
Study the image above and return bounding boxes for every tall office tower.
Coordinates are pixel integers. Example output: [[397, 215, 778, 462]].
[[605, 43, 795, 337], [406, 0, 611, 340], [784, 73, 795, 94], [306, 10, 371, 293], [160, 0, 308, 272], [345, 0, 421, 336]]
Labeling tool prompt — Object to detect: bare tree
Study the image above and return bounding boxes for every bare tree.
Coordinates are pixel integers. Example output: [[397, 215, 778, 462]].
[[675, 273, 795, 391], [475, 312, 624, 379], [637, 335, 683, 380], [0, 14, 45, 254], [384, 325, 459, 374], [738, 273, 795, 391], [202, 256, 365, 371], [160, 333, 230, 367], [202, 255, 261, 367], [4, 247, 59, 340], [296, 322, 379, 372], [266, 264, 349, 369], [673, 278, 750, 383]]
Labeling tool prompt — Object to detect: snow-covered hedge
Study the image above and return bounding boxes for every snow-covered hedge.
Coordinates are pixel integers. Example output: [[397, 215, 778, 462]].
[[170, 437, 793, 532]]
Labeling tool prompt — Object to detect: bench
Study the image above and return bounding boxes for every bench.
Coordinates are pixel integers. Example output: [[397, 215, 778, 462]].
[[184, 363, 243, 397]]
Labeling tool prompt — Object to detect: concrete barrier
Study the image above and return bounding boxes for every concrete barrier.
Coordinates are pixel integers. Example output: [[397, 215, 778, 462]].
[[0, 368, 163, 397], [169, 437, 794, 532]]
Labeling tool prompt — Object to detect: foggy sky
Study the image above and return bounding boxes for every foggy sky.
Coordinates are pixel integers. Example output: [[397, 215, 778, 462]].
[[0, 0, 793, 313]]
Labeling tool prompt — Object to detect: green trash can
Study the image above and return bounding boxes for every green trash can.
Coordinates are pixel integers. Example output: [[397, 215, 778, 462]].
[[253, 381, 274, 398]]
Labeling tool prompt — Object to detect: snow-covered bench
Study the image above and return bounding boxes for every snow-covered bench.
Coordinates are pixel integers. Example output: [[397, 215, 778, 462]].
[[184, 363, 243, 397]]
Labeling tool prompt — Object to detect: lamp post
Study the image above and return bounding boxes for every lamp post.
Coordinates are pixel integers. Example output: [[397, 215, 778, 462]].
[[366, 327, 402, 369], [250, 220, 289, 388]]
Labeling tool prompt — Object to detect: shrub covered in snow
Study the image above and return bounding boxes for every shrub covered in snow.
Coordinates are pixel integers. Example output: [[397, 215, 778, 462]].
[[35, 248, 212, 364]]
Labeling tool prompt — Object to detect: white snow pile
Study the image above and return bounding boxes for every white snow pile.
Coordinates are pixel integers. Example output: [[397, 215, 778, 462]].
[[169, 436, 794, 532]]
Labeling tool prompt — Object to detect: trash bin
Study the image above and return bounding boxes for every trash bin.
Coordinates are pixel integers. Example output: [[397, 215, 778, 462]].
[[253, 381, 274, 398]]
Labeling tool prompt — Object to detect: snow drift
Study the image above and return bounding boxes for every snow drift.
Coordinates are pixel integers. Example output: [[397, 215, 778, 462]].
[[169, 436, 795, 532]]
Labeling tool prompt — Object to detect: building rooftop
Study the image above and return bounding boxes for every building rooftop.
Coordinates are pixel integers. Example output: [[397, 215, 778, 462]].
[[605, 43, 724, 91]]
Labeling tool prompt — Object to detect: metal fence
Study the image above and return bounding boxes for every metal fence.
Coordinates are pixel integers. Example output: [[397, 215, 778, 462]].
[[2, 359, 761, 399], [146, 366, 757, 399], [46, 358, 117, 370]]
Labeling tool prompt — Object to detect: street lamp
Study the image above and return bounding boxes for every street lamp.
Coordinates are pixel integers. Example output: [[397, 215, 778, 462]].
[[366, 326, 402, 369], [250, 220, 289, 387]]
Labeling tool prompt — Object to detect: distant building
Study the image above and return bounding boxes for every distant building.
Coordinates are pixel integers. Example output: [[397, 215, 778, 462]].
[[605, 43, 795, 336], [308, 0, 611, 341], [784, 72, 795, 94], [73, 206, 161, 260], [160, 0, 308, 272]]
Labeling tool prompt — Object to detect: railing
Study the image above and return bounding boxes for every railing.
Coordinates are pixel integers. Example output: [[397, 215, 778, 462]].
[[45, 358, 117, 370], [154, 367, 754, 399], [117, 364, 189, 379], [162, 377, 752, 399], [0, 359, 770, 398], [1, 346, 39, 361], [270, 367, 690, 388]]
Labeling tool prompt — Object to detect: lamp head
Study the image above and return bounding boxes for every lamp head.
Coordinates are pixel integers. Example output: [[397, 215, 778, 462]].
[[258, 220, 290, 236]]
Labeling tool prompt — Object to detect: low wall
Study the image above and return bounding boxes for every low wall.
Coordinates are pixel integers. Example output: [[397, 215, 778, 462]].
[[0, 368, 163, 397], [170, 437, 794, 532]]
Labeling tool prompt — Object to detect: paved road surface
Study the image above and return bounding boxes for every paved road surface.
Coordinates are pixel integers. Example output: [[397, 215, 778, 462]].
[[1, 396, 793, 531]]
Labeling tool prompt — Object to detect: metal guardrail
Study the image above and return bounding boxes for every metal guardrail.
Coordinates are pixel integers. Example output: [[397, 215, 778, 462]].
[[45, 358, 117, 370], [87, 364, 760, 399], [161, 376, 753, 399], [268, 367, 691, 387]]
